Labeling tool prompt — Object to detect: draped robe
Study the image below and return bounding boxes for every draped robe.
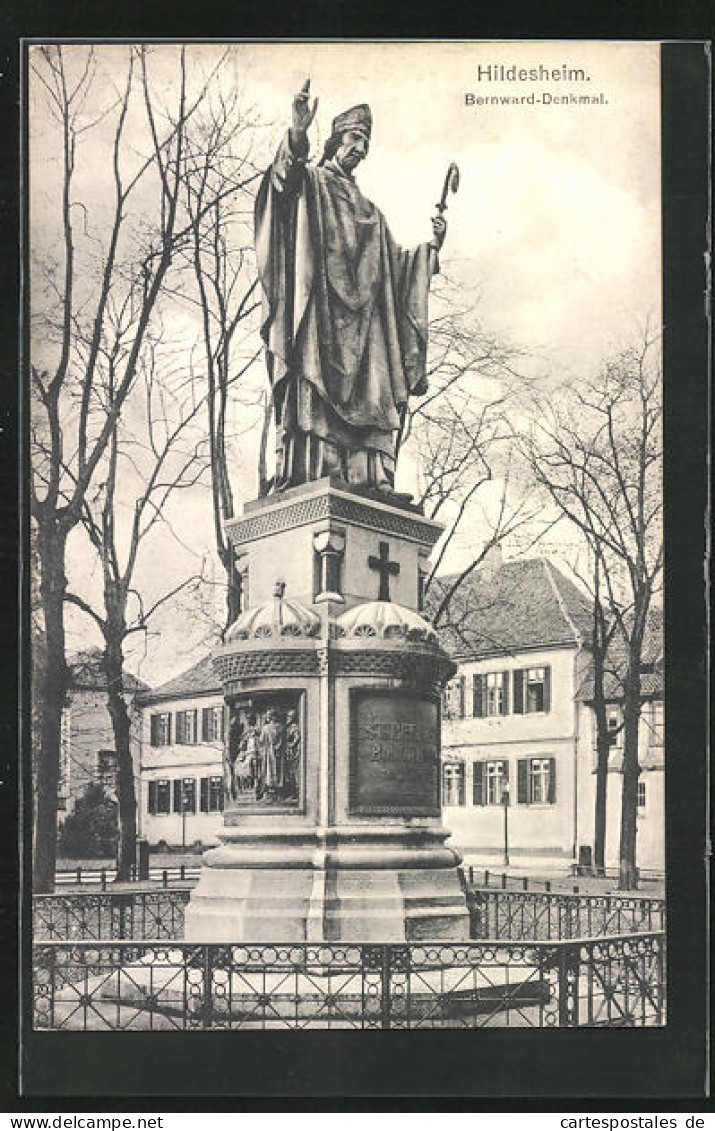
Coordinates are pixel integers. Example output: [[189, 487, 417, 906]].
[[254, 131, 437, 490]]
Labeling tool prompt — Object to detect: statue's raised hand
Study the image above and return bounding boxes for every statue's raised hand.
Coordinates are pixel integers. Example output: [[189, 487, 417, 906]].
[[292, 79, 318, 137]]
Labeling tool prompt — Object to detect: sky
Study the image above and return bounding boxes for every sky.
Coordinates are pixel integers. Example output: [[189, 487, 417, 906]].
[[30, 41, 662, 684]]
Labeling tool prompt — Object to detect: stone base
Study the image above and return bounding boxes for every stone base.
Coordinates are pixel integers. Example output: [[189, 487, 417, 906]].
[[184, 865, 469, 943], [184, 826, 471, 943]]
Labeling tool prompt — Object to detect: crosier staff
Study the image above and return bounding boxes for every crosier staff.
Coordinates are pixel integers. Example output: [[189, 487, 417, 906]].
[[429, 160, 459, 270], [397, 162, 460, 455]]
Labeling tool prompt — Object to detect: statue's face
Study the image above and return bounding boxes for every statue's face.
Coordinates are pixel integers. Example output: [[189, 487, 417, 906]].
[[335, 128, 369, 173]]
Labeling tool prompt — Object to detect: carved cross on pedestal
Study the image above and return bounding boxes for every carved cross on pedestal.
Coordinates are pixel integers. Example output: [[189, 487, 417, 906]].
[[368, 541, 400, 602]]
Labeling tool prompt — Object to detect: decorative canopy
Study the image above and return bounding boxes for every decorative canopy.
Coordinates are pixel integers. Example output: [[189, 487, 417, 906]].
[[226, 581, 321, 642], [335, 600, 438, 645]]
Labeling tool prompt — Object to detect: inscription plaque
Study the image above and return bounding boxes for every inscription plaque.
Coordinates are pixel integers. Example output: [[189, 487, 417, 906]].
[[350, 691, 440, 816]]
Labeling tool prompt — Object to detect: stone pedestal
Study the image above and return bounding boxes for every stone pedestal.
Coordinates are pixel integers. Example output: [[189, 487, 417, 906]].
[[184, 478, 470, 942]]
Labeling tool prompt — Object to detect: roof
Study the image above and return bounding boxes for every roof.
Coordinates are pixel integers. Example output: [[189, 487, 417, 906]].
[[68, 648, 149, 694], [428, 557, 593, 661], [139, 653, 221, 704], [579, 606, 663, 701]]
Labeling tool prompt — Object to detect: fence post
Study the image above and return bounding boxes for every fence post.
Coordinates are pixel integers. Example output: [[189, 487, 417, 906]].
[[180, 864, 186, 882], [162, 869, 168, 889], [523, 877, 529, 891], [137, 839, 150, 882], [202, 946, 213, 1029], [76, 867, 82, 886], [545, 880, 551, 893], [501, 872, 507, 890], [100, 869, 107, 892], [557, 943, 580, 1026], [484, 869, 489, 887]]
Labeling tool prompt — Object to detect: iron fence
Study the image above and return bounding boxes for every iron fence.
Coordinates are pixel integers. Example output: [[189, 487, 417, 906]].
[[33, 890, 192, 941], [32, 934, 665, 1031], [467, 889, 665, 941], [33, 887, 665, 945]]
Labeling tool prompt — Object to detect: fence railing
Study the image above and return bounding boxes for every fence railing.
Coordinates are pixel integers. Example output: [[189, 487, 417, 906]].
[[55, 865, 201, 889], [32, 934, 665, 1031], [33, 889, 192, 941], [463, 867, 664, 893], [467, 889, 665, 941], [34, 887, 665, 945]]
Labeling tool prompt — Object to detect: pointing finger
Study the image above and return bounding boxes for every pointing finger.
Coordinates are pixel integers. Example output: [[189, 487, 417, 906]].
[[301, 78, 310, 95]]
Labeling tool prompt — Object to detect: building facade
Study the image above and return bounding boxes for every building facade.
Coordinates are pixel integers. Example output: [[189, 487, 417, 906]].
[[435, 556, 664, 875], [138, 656, 226, 850], [57, 649, 146, 820]]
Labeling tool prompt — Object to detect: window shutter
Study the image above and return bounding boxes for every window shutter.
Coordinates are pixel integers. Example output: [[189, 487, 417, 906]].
[[458, 676, 466, 718], [513, 670, 524, 714], [473, 762, 485, 805], [220, 707, 226, 740], [150, 715, 158, 747], [200, 778, 209, 812], [501, 672, 510, 715], [473, 674, 485, 718], [543, 667, 552, 713], [173, 779, 182, 812], [517, 758, 529, 804], [185, 779, 196, 812], [547, 758, 557, 804], [502, 760, 510, 802], [148, 780, 157, 814], [201, 709, 210, 742], [176, 713, 184, 744], [458, 765, 465, 806]]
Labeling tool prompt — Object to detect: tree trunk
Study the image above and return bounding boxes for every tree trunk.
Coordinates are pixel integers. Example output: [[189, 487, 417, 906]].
[[33, 522, 68, 894], [593, 728, 610, 876], [104, 637, 137, 883], [618, 683, 642, 890]]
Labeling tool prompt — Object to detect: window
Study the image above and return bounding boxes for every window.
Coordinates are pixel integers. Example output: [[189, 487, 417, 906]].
[[200, 775, 224, 813], [173, 777, 196, 813], [443, 676, 466, 720], [473, 759, 509, 806], [202, 705, 225, 743], [473, 671, 510, 717], [637, 781, 646, 809], [148, 779, 171, 814], [606, 709, 622, 748], [97, 749, 116, 788], [442, 762, 465, 806], [150, 713, 172, 746], [517, 757, 556, 804], [649, 703, 664, 748], [513, 666, 551, 714], [175, 710, 198, 745]]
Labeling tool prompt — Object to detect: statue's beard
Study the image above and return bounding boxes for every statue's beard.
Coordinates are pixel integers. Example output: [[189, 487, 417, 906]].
[[336, 151, 363, 174]]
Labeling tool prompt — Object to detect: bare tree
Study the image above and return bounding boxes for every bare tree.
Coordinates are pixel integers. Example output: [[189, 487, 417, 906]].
[[65, 349, 209, 879], [526, 334, 663, 888], [29, 44, 241, 892], [401, 289, 548, 625], [180, 90, 264, 633]]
